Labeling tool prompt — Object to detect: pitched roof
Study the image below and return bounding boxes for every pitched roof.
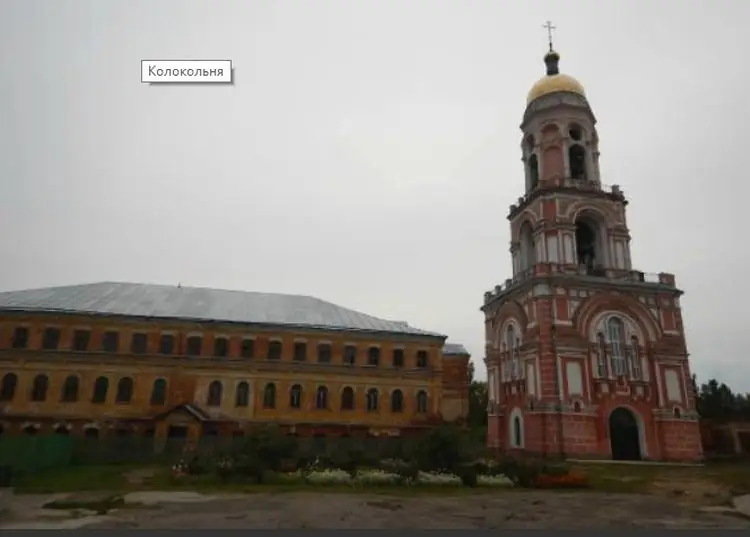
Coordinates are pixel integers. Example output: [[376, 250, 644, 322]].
[[0, 282, 445, 339], [442, 342, 470, 356]]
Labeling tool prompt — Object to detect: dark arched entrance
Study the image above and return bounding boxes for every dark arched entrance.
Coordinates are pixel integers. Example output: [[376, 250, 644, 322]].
[[608, 407, 642, 461]]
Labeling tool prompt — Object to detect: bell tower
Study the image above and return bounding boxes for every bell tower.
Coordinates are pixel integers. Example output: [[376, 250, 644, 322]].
[[482, 29, 703, 462]]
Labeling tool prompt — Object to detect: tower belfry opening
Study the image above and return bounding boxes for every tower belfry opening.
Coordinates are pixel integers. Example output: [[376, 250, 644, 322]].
[[575, 219, 599, 273], [569, 144, 586, 180]]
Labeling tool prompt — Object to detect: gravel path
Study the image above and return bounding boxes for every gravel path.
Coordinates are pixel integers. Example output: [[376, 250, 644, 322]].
[[84, 491, 750, 529]]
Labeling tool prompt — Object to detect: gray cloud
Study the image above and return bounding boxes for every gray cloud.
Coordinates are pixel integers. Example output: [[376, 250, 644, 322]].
[[1, 0, 747, 390]]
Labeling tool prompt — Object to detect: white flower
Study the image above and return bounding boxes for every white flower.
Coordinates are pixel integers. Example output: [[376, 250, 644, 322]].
[[305, 469, 352, 485], [417, 472, 462, 486], [477, 474, 514, 487], [355, 469, 400, 486]]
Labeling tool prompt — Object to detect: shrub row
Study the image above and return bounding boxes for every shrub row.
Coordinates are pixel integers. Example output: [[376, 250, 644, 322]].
[[170, 425, 588, 489]]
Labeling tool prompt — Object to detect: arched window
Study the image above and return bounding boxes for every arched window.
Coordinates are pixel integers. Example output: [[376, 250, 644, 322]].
[[528, 154, 539, 190], [61, 375, 79, 402], [263, 383, 276, 409], [150, 378, 167, 406], [290, 384, 303, 409], [316, 386, 328, 409], [569, 144, 586, 180], [629, 336, 641, 380], [606, 317, 627, 376], [31, 374, 49, 402], [0, 373, 17, 401], [115, 377, 133, 403], [235, 381, 250, 407], [416, 390, 428, 413], [504, 325, 519, 381], [512, 416, 522, 447], [341, 387, 355, 410], [92, 376, 108, 403], [575, 219, 598, 271], [54, 424, 70, 435], [207, 380, 223, 406], [595, 332, 607, 377], [390, 389, 403, 412], [519, 222, 535, 272], [366, 388, 379, 411]]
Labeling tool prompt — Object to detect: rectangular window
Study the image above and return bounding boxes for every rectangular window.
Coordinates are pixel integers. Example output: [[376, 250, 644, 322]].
[[416, 350, 428, 368], [159, 334, 175, 355], [42, 328, 61, 350], [293, 342, 307, 362], [72, 330, 90, 351], [367, 347, 380, 366], [186, 336, 203, 356], [102, 331, 119, 353], [343, 345, 357, 365], [267, 340, 282, 360], [317, 343, 332, 363], [392, 349, 404, 368], [131, 333, 148, 354], [11, 327, 28, 349], [240, 338, 255, 358], [214, 337, 228, 357]]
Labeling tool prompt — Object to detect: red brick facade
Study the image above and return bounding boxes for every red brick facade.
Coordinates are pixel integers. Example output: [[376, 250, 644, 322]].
[[482, 51, 702, 462]]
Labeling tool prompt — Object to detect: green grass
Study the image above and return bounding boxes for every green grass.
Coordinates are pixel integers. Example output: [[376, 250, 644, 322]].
[[13, 464, 157, 494], [571, 460, 750, 497], [12, 460, 750, 501]]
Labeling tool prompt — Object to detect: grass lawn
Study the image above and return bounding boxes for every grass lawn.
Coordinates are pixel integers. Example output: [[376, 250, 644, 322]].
[[11, 460, 750, 504], [12, 464, 154, 494], [570, 460, 750, 503]]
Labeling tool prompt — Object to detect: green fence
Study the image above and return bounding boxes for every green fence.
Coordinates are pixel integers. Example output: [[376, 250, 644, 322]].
[[0, 433, 486, 476], [0, 435, 76, 475]]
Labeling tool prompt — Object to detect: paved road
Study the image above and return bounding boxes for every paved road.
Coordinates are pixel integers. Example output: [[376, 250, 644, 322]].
[[77, 491, 750, 529]]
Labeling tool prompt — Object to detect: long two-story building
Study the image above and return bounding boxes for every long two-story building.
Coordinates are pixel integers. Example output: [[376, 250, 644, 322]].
[[0, 282, 470, 445]]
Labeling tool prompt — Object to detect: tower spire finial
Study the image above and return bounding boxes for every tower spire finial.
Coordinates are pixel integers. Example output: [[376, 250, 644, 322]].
[[543, 20, 556, 52]]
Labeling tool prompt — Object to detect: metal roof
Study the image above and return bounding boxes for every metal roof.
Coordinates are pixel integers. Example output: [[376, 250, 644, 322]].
[[442, 342, 470, 356], [0, 282, 446, 339]]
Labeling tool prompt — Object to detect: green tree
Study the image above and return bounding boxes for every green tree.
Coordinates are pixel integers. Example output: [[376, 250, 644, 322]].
[[693, 376, 750, 422], [467, 361, 488, 442]]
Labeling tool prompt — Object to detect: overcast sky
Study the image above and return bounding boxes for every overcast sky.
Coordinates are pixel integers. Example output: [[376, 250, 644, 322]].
[[1, 0, 747, 391]]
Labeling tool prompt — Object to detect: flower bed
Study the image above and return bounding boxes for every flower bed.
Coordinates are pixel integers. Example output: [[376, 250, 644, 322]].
[[276, 468, 514, 488]]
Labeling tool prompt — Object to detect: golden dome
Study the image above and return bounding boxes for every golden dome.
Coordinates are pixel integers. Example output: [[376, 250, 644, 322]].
[[526, 50, 585, 104], [527, 73, 585, 104]]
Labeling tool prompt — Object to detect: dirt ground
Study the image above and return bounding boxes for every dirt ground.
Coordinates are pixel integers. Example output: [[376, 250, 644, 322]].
[[76, 491, 750, 529]]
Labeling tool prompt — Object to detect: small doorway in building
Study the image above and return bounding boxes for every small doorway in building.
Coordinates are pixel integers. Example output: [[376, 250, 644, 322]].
[[609, 407, 642, 461], [166, 425, 189, 454]]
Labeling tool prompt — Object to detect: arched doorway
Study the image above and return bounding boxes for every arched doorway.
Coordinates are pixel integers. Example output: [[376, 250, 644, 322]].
[[608, 407, 642, 461]]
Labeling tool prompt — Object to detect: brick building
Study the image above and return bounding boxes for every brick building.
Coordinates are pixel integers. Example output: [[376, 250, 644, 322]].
[[482, 46, 702, 462], [0, 282, 470, 444]]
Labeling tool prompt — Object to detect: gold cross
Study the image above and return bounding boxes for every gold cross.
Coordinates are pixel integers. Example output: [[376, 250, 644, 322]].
[[543, 20, 556, 51]]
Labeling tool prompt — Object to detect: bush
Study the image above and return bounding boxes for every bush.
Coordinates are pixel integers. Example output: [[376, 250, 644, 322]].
[[379, 459, 419, 485], [456, 464, 479, 488], [498, 457, 543, 488], [416, 425, 469, 472]]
